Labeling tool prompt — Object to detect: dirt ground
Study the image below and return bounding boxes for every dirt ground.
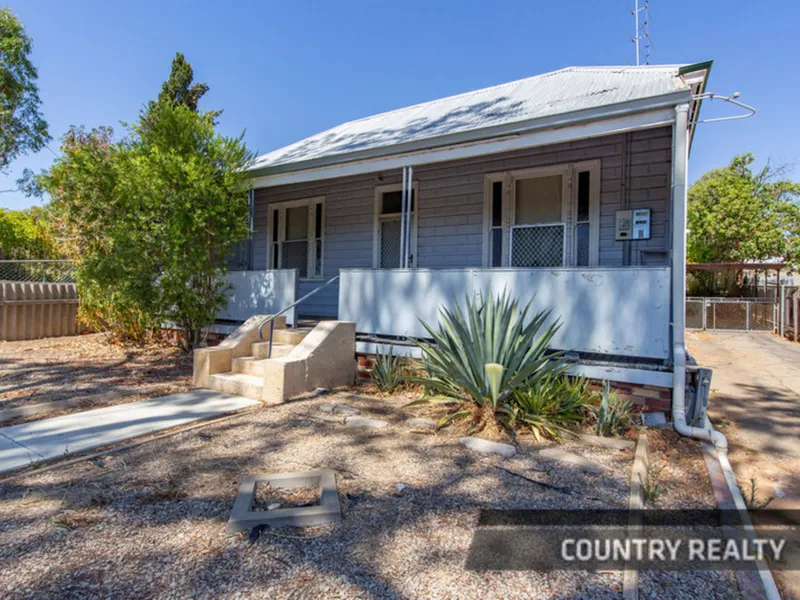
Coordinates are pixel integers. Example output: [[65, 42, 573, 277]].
[[687, 330, 800, 599], [0, 388, 736, 600], [0, 334, 193, 420]]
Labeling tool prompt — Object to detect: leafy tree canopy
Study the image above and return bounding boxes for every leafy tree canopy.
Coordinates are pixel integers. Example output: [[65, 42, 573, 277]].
[[0, 206, 60, 260], [0, 7, 49, 172], [688, 153, 800, 268], [41, 55, 252, 348]]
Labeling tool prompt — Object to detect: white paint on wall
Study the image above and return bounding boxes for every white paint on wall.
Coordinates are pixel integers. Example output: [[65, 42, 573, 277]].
[[340, 267, 671, 360], [221, 270, 298, 325]]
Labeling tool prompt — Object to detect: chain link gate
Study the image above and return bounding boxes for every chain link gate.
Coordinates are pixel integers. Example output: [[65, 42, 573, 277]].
[[686, 297, 777, 332]]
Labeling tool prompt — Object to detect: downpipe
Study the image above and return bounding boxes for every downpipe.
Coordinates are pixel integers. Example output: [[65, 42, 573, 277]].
[[672, 345, 727, 450], [671, 103, 727, 451]]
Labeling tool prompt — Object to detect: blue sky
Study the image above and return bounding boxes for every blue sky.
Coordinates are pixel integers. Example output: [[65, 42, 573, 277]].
[[2, 0, 797, 210]]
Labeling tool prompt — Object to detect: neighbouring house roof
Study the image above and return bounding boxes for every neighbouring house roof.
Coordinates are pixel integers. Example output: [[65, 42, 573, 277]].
[[249, 64, 706, 178]]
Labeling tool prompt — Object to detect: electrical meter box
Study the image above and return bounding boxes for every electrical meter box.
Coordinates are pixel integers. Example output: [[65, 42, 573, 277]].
[[615, 208, 651, 240], [632, 208, 651, 239]]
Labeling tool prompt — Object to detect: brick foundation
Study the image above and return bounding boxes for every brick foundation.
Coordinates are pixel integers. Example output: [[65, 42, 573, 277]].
[[356, 351, 673, 416], [160, 327, 227, 347]]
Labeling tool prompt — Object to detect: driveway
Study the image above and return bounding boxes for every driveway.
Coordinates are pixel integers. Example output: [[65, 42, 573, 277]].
[[688, 330, 800, 459], [687, 330, 800, 598]]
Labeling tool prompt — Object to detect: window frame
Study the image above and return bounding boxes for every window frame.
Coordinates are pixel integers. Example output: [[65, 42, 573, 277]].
[[266, 196, 326, 280], [570, 159, 601, 267], [482, 160, 600, 268], [372, 182, 419, 269]]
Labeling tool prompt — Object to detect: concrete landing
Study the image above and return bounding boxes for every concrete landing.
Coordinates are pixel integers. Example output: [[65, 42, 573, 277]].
[[0, 389, 259, 475]]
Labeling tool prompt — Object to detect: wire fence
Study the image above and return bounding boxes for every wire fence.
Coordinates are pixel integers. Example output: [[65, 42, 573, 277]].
[[686, 297, 776, 332], [0, 260, 77, 284]]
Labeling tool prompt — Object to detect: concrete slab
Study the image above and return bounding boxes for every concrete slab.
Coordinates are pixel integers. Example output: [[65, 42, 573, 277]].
[[319, 403, 360, 415], [0, 389, 259, 474], [538, 447, 605, 474], [227, 469, 341, 533], [406, 418, 437, 430], [0, 433, 42, 470], [344, 416, 388, 429], [460, 437, 516, 458]]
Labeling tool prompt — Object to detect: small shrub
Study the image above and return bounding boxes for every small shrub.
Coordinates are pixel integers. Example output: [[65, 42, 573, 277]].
[[371, 347, 405, 393], [591, 381, 633, 437], [639, 461, 665, 504], [743, 478, 775, 510], [505, 374, 588, 441]]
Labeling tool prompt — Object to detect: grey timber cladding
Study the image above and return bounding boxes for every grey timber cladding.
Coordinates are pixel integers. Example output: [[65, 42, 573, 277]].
[[251, 126, 673, 316]]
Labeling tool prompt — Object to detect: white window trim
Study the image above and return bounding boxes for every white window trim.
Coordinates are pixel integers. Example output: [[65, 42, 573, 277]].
[[570, 159, 601, 267], [266, 196, 326, 280], [372, 182, 419, 269], [482, 161, 600, 268]]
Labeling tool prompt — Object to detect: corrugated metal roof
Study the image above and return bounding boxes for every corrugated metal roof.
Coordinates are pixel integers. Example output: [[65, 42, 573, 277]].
[[250, 65, 690, 173]]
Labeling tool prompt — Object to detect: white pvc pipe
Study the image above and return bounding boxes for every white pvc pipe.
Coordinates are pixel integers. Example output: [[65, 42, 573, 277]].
[[399, 166, 407, 269], [406, 166, 413, 267], [671, 103, 727, 450]]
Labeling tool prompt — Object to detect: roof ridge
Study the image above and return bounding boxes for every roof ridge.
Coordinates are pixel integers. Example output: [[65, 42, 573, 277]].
[[337, 66, 579, 128], [315, 64, 685, 132], [251, 63, 692, 169]]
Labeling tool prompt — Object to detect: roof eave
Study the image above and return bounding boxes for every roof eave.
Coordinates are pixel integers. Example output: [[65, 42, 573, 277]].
[[247, 88, 693, 179], [678, 60, 713, 152]]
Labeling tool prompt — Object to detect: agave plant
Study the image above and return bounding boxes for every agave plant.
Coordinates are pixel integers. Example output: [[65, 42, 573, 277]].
[[506, 374, 587, 441], [371, 346, 405, 393], [407, 288, 565, 423], [591, 381, 634, 437]]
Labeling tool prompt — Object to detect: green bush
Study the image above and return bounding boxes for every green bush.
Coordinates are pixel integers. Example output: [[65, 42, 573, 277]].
[[505, 374, 589, 441], [590, 381, 634, 437], [371, 347, 405, 393], [408, 289, 564, 427]]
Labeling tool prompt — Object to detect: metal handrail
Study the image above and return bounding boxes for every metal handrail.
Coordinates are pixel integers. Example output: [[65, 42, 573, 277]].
[[257, 275, 340, 358]]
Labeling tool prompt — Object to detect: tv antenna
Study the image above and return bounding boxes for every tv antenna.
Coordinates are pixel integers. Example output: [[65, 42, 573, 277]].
[[632, 0, 653, 66]]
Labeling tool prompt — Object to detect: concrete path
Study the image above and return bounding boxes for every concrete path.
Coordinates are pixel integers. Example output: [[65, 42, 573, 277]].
[[688, 330, 800, 459], [688, 330, 800, 599], [0, 389, 259, 475]]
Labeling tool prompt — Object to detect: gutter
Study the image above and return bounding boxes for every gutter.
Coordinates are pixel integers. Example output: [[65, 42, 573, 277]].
[[670, 103, 727, 451]]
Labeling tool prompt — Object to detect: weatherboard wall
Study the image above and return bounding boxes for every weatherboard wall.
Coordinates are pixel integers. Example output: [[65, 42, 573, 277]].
[[248, 126, 673, 317]]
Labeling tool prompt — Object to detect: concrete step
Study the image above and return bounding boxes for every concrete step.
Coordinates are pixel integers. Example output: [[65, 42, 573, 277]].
[[272, 328, 312, 345], [251, 342, 295, 359], [232, 356, 269, 377], [209, 372, 264, 401]]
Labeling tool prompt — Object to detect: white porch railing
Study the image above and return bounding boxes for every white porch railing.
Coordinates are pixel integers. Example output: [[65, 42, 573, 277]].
[[221, 269, 298, 326], [339, 267, 671, 360]]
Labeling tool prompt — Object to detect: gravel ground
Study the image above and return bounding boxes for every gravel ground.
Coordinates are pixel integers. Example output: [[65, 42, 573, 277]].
[[638, 428, 743, 600], [0, 389, 736, 599], [0, 390, 635, 600], [0, 333, 193, 418]]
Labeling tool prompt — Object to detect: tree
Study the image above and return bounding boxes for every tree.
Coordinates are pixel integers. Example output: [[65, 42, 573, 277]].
[[0, 206, 59, 260], [153, 53, 209, 112], [688, 153, 800, 294], [42, 56, 252, 349], [0, 8, 49, 172]]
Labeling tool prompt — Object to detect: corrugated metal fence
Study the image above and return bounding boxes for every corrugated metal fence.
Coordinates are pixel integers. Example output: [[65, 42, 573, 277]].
[[0, 261, 80, 341], [0, 282, 80, 341]]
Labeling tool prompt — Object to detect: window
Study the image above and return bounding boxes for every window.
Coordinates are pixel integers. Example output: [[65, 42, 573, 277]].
[[511, 173, 568, 267], [373, 183, 418, 268], [268, 197, 325, 279], [490, 180, 503, 267], [574, 170, 591, 266], [484, 161, 599, 268]]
